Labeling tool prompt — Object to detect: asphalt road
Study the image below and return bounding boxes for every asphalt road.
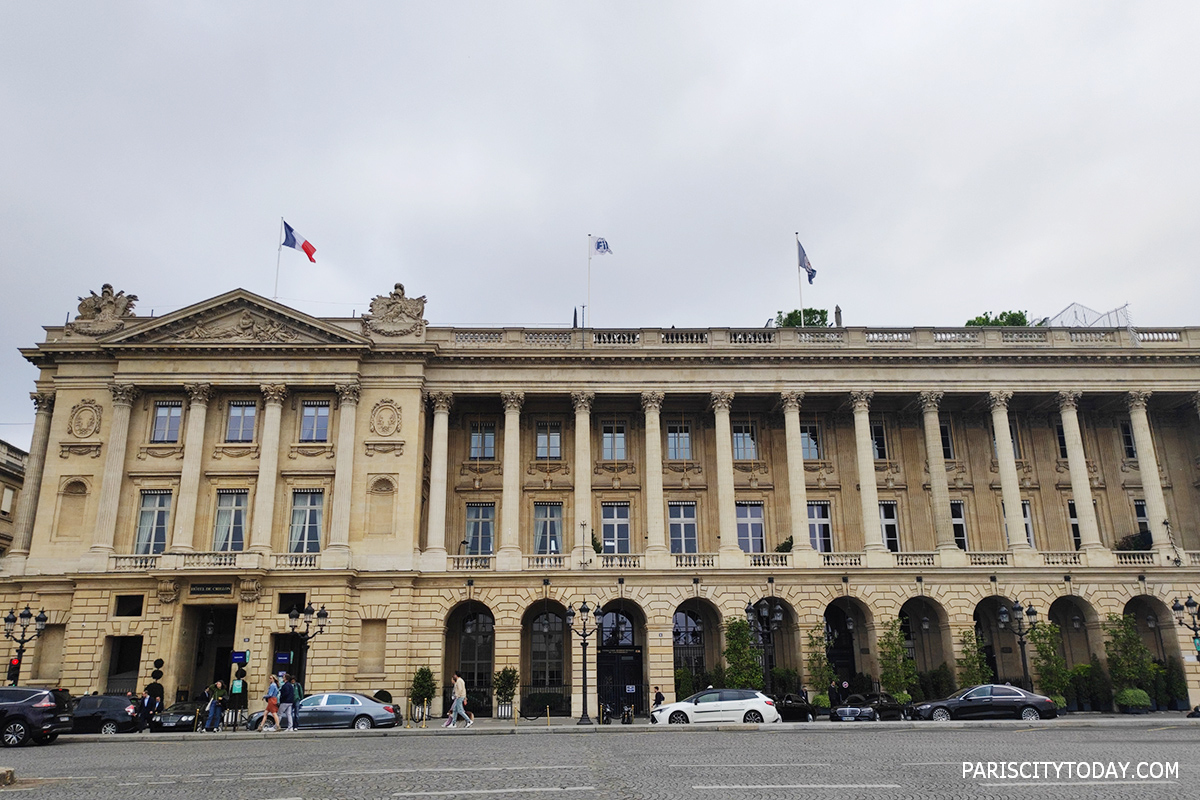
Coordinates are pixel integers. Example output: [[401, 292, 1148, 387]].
[[3, 719, 1197, 799]]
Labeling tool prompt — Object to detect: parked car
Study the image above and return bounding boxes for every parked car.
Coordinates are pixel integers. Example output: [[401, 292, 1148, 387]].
[[71, 694, 139, 734], [830, 692, 907, 721], [775, 693, 817, 722], [913, 684, 1058, 721], [0, 687, 73, 746], [245, 692, 401, 731], [150, 701, 205, 732], [649, 688, 781, 724]]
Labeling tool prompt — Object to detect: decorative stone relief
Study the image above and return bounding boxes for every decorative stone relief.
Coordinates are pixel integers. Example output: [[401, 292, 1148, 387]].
[[31, 392, 56, 413], [370, 399, 402, 435], [917, 391, 943, 413], [175, 311, 297, 343], [239, 578, 262, 605], [501, 391, 525, 413], [987, 390, 1013, 410], [138, 445, 185, 460], [67, 399, 102, 438], [66, 284, 138, 335], [1126, 390, 1151, 411], [185, 383, 214, 405], [640, 392, 664, 414], [425, 392, 454, 414], [572, 391, 595, 413], [780, 391, 804, 412], [849, 390, 874, 411], [59, 443, 102, 459], [709, 391, 734, 412], [364, 283, 427, 337], [1056, 390, 1081, 411], [157, 579, 180, 605], [364, 441, 405, 456], [110, 384, 140, 406], [260, 384, 288, 404], [336, 383, 361, 405]]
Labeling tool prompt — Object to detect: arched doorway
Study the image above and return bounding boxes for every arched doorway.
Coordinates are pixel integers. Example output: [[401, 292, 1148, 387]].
[[672, 599, 721, 695], [521, 600, 570, 716], [824, 598, 871, 683], [1047, 596, 1098, 670], [973, 595, 1023, 687], [597, 600, 646, 715], [444, 602, 495, 717], [898, 597, 950, 673], [745, 596, 800, 696], [1124, 596, 1181, 662]]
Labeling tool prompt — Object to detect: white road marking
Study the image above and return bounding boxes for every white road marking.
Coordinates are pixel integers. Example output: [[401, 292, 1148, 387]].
[[393, 788, 595, 797], [694, 784, 903, 790], [981, 781, 1178, 787], [243, 766, 578, 780], [671, 763, 830, 768]]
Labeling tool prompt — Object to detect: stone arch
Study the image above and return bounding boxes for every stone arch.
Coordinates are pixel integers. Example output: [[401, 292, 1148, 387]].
[[1048, 595, 1102, 670], [899, 596, 953, 674], [824, 596, 875, 681], [1124, 595, 1182, 663], [595, 597, 648, 714], [973, 595, 1022, 686], [519, 598, 570, 715], [444, 600, 495, 716], [672, 597, 722, 691]]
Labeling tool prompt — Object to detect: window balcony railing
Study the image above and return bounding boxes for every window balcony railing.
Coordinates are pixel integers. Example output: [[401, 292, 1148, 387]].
[[894, 552, 937, 568], [968, 552, 1010, 567], [449, 555, 493, 570], [820, 552, 863, 567], [273, 553, 319, 569], [1115, 551, 1156, 567], [110, 554, 160, 571], [599, 554, 641, 569], [1041, 551, 1083, 566], [525, 555, 567, 570], [181, 551, 238, 568], [1188, 552, 1200, 567], [748, 552, 790, 568], [673, 552, 718, 568]]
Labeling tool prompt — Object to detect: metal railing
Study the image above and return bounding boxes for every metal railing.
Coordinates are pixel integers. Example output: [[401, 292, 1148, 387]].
[[519, 685, 571, 717]]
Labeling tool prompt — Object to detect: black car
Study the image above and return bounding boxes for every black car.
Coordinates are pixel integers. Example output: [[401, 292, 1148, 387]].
[[150, 701, 204, 732], [830, 692, 907, 721], [0, 687, 73, 746], [71, 694, 139, 734], [913, 684, 1058, 721], [775, 693, 817, 722]]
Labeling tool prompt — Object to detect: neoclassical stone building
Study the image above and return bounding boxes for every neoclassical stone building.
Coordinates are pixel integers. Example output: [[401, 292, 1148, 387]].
[[3, 283, 1200, 713]]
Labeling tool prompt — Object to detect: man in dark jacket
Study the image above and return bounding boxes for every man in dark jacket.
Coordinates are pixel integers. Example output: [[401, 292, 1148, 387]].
[[278, 674, 297, 731], [204, 681, 227, 731]]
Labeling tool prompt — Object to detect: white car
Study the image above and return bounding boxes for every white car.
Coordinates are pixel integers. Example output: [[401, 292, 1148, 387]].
[[649, 689, 781, 724]]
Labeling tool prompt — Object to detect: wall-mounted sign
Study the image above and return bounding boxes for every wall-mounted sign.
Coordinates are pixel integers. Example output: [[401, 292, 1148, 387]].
[[189, 583, 233, 596], [230, 651, 248, 664], [274, 651, 293, 665]]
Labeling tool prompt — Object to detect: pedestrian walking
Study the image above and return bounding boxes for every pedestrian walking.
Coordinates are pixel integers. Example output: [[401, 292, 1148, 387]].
[[136, 691, 158, 732], [257, 675, 281, 732], [204, 680, 227, 731], [278, 673, 297, 731], [652, 686, 665, 709], [444, 671, 471, 728]]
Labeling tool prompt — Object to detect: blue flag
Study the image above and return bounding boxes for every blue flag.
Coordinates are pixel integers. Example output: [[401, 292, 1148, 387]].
[[797, 239, 815, 284]]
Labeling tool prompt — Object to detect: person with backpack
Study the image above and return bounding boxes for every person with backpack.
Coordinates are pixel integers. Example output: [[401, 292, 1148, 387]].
[[278, 674, 297, 731]]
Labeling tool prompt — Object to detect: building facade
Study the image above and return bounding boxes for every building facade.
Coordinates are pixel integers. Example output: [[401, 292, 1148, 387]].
[[3, 283, 1200, 712], [0, 439, 27, 556]]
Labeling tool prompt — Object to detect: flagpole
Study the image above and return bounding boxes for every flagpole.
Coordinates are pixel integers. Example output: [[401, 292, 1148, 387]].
[[796, 232, 805, 328], [273, 217, 284, 300], [587, 234, 592, 331]]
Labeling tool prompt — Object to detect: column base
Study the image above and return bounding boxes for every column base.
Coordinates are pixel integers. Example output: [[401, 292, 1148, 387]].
[[936, 545, 970, 567], [864, 549, 894, 569], [0, 553, 28, 576], [81, 548, 113, 572], [1009, 547, 1042, 568], [718, 547, 746, 569], [790, 548, 822, 568], [1080, 545, 1116, 567], [643, 545, 671, 570], [495, 546, 523, 572], [572, 546, 594, 570], [321, 546, 351, 570], [420, 547, 448, 572]]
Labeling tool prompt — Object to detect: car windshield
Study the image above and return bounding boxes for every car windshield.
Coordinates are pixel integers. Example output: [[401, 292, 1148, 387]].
[[164, 703, 195, 713], [945, 687, 972, 700]]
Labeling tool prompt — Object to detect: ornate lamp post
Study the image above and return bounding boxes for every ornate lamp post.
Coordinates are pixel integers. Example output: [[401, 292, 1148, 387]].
[[288, 603, 329, 684], [997, 600, 1038, 689], [4, 606, 48, 686], [1171, 596, 1200, 662], [745, 599, 783, 695], [566, 600, 600, 724]]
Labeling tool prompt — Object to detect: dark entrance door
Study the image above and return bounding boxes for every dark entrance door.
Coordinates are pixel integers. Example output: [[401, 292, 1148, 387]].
[[189, 605, 236, 698], [597, 647, 645, 715]]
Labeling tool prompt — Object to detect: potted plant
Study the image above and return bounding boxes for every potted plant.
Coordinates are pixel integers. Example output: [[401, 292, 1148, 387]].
[[1115, 688, 1152, 714], [410, 666, 437, 722], [493, 666, 518, 719], [1104, 613, 1154, 713]]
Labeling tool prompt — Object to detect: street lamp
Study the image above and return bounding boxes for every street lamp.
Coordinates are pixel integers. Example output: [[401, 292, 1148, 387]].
[[4, 606, 48, 686], [997, 600, 1038, 689], [920, 615, 933, 671], [566, 600, 600, 725], [287, 603, 329, 684], [1171, 596, 1200, 662], [745, 599, 783, 695]]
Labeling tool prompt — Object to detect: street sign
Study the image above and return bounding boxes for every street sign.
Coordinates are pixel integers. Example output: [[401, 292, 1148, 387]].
[[274, 651, 293, 665], [230, 651, 248, 664]]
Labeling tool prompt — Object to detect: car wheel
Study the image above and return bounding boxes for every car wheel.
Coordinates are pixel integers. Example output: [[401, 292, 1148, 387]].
[[100, 721, 119, 735], [743, 710, 764, 724], [1020, 706, 1041, 722], [668, 711, 689, 724], [931, 707, 951, 722], [805, 712, 814, 723], [2, 719, 30, 747], [33, 733, 59, 745], [353, 716, 374, 730]]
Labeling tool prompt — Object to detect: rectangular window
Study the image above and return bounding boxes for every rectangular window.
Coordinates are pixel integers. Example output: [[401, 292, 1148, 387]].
[[668, 502, 698, 554], [736, 502, 764, 553], [601, 421, 626, 461], [33, 624, 64, 682], [800, 424, 821, 460], [666, 423, 691, 460], [465, 504, 494, 555], [940, 423, 954, 460], [469, 422, 496, 460], [134, 490, 171, 554], [1055, 424, 1069, 460], [1120, 421, 1138, 459], [807, 501, 832, 552], [601, 503, 630, 554], [871, 422, 888, 460], [879, 501, 899, 552], [732, 423, 758, 460], [300, 402, 330, 443], [151, 401, 182, 443], [288, 490, 323, 553], [950, 500, 968, 551], [1134, 499, 1149, 535], [1067, 500, 1081, 551], [533, 503, 562, 554], [536, 421, 561, 460], [114, 595, 144, 617], [225, 401, 257, 443], [0, 486, 13, 516], [213, 489, 248, 551]]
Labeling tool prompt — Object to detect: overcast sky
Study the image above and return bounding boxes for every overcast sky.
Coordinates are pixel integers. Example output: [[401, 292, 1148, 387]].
[[2, 2, 1198, 449]]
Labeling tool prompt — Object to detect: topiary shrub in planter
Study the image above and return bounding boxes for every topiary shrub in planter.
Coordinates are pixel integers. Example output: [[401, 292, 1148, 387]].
[[674, 668, 695, 699], [492, 666, 519, 719], [812, 692, 830, 711], [1049, 694, 1066, 710], [410, 666, 438, 721], [1166, 657, 1190, 711], [1115, 688, 1152, 713], [892, 691, 912, 705]]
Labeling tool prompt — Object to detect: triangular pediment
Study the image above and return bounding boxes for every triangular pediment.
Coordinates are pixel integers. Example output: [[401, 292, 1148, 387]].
[[103, 289, 370, 347]]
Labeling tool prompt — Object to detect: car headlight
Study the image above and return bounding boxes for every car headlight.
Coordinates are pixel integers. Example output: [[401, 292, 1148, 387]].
[[182, 715, 194, 722], [916, 704, 931, 710]]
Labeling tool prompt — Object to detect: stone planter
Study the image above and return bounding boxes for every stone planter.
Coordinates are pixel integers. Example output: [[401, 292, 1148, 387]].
[[495, 701, 514, 719]]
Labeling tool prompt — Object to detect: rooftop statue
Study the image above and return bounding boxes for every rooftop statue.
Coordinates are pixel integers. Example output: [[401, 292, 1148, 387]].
[[67, 284, 138, 335], [365, 282, 427, 337]]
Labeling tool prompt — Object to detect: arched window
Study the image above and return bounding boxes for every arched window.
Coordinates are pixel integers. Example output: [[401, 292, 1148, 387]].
[[673, 610, 705, 676], [530, 612, 564, 687], [599, 609, 634, 647], [459, 611, 494, 690]]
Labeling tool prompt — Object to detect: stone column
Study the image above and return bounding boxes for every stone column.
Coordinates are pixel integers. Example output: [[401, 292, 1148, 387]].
[[711, 391, 741, 567], [323, 382, 360, 568], [571, 391, 593, 568], [781, 391, 817, 567], [248, 384, 286, 554], [497, 391, 524, 571], [5, 392, 55, 573], [919, 391, 963, 563], [87, 384, 139, 567], [422, 391, 454, 571], [1057, 392, 1106, 557], [1126, 391, 1170, 552], [988, 391, 1031, 554], [166, 383, 212, 553], [850, 391, 886, 558], [642, 391, 669, 568]]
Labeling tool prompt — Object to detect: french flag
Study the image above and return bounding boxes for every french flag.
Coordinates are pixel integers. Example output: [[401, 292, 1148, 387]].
[[282, 221, 317, 262]]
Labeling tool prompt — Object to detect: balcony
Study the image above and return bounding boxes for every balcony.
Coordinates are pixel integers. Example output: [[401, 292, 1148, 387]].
[[599, 554, 641, 569], [1041, 551, 1083, 567], [1115, 551, 1156, 567], [109, 554, 160, 571], [821, 552, 862, 568], [273, 553, 320, 569], [525, 555, 567, 570], [748, 553, 791, 568], [894, 552, 937, 568], [181, 551, 238, 568], [449, 555, 493, 571], [968, 552, 1010, 567], [673, 553, 718, 568]]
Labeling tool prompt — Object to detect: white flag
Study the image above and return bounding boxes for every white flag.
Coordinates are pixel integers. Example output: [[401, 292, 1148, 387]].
[[590, 235, 613, 256]]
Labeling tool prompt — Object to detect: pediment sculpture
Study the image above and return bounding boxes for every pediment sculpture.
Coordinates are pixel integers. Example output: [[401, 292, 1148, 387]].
[[365, 283, 426, 337], [67, 284, 138, 335], [174, 310, 298, 343]]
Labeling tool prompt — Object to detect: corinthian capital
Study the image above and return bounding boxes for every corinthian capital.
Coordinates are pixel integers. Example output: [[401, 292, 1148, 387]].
[[571, 391, 595, 413], [780, 391, 804, 412], [986, 390, 1012, 411], [640, 391, 664, 414], [109, 383, 140, 406], [709, 391, 734, 413], [849, 390, 874, 412], [425, 391, 454, 413], [1055, 391, 1081, 411], [31, 391, 55, 413], [501, 391, 525, 413], [1126, 390, 1151, 411], [336, 383, 361, 405], [917, 391, 943, 413], [185, 383, 214, 405], [260, 384, 288, 405]]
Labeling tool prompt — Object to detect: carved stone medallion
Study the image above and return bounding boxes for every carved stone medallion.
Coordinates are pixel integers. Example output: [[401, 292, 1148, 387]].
[[67, 399, 102, 438], [370, 399, 402, 436]]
